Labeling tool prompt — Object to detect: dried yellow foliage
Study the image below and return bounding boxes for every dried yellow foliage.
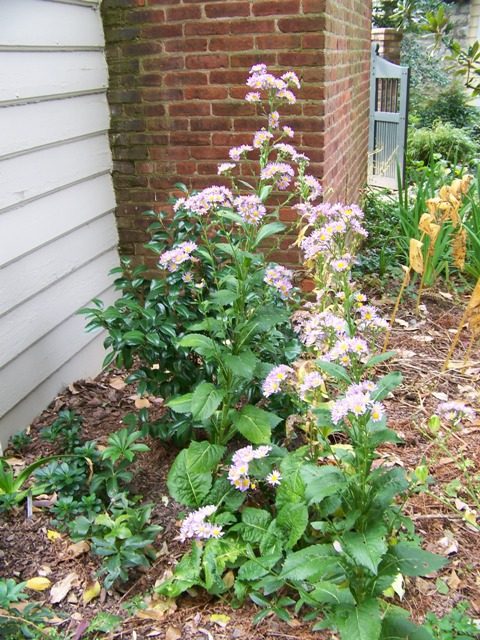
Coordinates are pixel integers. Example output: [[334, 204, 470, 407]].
[[409, 238, 424, 274]]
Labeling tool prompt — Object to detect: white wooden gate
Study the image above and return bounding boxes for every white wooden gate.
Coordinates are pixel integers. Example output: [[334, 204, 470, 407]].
[[368, 43, 410, 189]]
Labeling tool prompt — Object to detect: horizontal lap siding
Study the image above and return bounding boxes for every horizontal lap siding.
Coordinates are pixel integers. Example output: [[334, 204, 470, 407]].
[[0, 0, 118, 445]]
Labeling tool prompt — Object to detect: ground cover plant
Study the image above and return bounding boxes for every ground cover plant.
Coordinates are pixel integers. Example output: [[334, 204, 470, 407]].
[[1, 66, 480, 640]]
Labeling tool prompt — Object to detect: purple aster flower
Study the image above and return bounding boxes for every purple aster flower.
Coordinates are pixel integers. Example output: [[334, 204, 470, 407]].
[[229, 144, 253, 161], [234, 194, 267, 225], [262, 364, 294, 397], [438, 401, 476, 424]]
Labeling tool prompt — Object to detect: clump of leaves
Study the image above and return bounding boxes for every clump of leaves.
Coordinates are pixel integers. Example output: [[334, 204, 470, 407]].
[[424, 600, 480, 639], [40, 410, 83, 453]]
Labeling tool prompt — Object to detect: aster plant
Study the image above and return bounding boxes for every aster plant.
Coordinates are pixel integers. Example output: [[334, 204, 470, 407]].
[[160, 66, 447, 640]]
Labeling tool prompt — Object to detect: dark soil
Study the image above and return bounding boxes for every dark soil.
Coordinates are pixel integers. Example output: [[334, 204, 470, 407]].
[[1, 289, 480, 639]]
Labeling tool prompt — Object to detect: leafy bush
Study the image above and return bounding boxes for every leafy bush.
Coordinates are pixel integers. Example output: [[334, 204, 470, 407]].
[[413, 83, 480, 131], [408, 122, 478, 168]]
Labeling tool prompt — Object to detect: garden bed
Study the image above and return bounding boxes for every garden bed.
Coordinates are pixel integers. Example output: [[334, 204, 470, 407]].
[[1, 290, 479, 639]]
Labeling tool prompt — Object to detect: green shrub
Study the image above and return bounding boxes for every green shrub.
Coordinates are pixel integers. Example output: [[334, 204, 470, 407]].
[[408, 122, 478, 168], [414, 83, 480, 131]]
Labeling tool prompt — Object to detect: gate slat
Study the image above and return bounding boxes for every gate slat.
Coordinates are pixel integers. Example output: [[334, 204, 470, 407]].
[[368, 43, 410, 189]]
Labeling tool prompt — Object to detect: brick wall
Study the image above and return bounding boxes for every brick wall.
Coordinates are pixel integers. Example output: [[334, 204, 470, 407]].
[[101, 0, 372, 268]]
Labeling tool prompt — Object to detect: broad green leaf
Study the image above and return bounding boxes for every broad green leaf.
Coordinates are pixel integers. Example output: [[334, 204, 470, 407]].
[[156, 541, 203, 597], [123, 330, 145, 345], [342, 523, 388, 575], [208, 290, 239, 306], [233, 507, 271, 545], [178, 333, 216, 357], [315, 360, 353, 384], [362, 351, 396, 370], [165, 393, 193, 414], [206, 475, 245, 511], [223, 350, 259, 379], [191, 383, 225, 421], [389, 542, 448, 577], [308, 582, 355, 606], [232, 406, 271, 444], [370, 466, 410, 508], [371, 372, 403, 402], [167, 449, 212, 507], [277, 503, 308, 549], [280, 545, 338, 581], [186, 441, 226, 473], [240, 553, 283, 584], [380, 605, 434, 640], [254, 221, 286, 247], [276, 454, 306, 509], [334, 599, 381, 640], [301, 464, 347, 505], [259, 519, 285, 556]]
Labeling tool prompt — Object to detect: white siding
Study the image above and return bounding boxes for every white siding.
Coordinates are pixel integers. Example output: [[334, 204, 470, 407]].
[[0, 0, 119, 445]]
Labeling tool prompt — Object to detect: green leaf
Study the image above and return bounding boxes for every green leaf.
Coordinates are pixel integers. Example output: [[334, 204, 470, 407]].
[[380, 606, 434, 640], [362, 351, 396, 369], [178, 333, 216, 357], [233, 508, 271, 545], [206, 475, 246, 511], [334, 599, 381, 640], [191, 383, 225, 421], [254, 221, 286, 247], [186, 441, 226, 473], [167, 449, 212, 507], [276, 454, 306, 509], [371, 372, 402, 402], [223, 351, 259, 379], [301, 464, 346, 505], [277, 503, 308, 549], [341, 523, 388, 575], [389, 542, 448, 577], [123, 330, 145, 345], [165, 393, 193, 414], [280, 545, 338, 582], [315, 360, 353, 384], [232, 406, 272, 444], [307, 582, 355, 606], [208, 290, 239, 306]]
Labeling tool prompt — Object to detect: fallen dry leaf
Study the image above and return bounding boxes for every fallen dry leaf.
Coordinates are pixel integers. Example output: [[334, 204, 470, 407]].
[[65, 540, 90, 558], [135, 397, 151, 409], [165, 626, 182, 640], [50, 572, 80, 604], [447, 570, 462, 590], [109, 376, 127, 390]]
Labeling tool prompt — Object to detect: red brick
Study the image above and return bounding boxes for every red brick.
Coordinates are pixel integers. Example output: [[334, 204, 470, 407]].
[[209, 36, 254, 51], [166, 5, 202, 20], [185, 22, 229, 36], [252, 0, 300, 16], [184, 86, 228, 100], [164, 38, 208, 53], [230, 19, 275, 34], [143, 56, 184, 71], [277, 17, 324, 32], [190, 117, 232, 131], [186, 54, 229, 69], [169, 102, 211, 117], [204, 2, 251, 19], [141, 23, 183, 38], [165, 71, 209, 87], [256, 34, 302, 50]]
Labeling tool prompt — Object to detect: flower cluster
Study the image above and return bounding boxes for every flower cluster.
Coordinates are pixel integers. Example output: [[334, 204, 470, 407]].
[[234, 194, 267, 225], [159, 241, 198, 273], [179, 505, 223, 542], [262, 364, 294, 397], [264, 265, 294, 299], [438, 401, 476, 425], [298, 370, 324, 401], [228, 445, 272, 491], [174, 185, 233, 217], [330, 382, 384, 426]]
